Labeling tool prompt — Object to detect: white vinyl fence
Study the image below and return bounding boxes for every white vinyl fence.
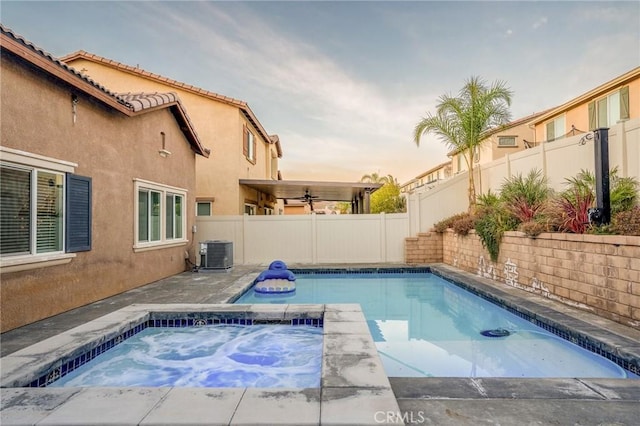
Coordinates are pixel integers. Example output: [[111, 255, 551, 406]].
[[408, 118, 640, 234], [196, 213, 410, 265], [196, 119, 640, 265]]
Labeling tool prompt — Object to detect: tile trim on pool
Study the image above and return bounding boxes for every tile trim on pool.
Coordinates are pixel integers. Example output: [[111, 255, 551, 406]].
[[289, 266, 431, 275], [27, 315, 324, 388]]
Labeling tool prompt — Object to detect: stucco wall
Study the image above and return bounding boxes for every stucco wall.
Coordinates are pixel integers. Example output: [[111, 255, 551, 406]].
[[1, 52, 198, 331], [63, 58, 277, 215], [405, 230, 640, 328], [534, 75, 640, 141]]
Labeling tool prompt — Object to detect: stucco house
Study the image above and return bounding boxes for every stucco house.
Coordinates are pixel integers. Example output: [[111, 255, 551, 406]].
[[61, 51, 283, 216], [449, 110, 549, 175], [0, 26, 209, 331], [400, 161, 452, 195], [529, 66, 640, 143]]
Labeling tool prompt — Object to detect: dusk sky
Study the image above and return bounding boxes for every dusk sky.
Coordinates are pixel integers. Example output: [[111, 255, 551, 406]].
[[2, 1, 639, 184]]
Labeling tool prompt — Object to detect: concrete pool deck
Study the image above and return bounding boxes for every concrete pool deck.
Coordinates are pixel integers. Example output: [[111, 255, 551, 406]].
[[1, 263, 639, 425]]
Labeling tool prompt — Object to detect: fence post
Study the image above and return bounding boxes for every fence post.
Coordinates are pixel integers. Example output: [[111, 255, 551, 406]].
[[311, 212, 318, 264], [242, 214, 250, 264], [540, 140, 547, 177], [380, 212, 387, 262]]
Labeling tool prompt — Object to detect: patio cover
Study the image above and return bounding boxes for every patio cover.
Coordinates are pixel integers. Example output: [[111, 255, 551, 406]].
[[239, 179, 383, 213]]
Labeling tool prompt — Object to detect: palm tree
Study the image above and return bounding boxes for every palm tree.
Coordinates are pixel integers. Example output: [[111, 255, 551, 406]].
[[360, 172, 391, 184], [414, 76, 513, 211]]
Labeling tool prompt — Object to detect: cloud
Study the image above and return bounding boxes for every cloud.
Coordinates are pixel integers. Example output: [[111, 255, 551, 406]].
[[532, 16, 548, 30], [139, 2, 446, 182]]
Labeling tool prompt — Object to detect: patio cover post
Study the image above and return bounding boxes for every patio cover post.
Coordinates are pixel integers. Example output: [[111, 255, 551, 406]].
[[364, 189, 371, 214]]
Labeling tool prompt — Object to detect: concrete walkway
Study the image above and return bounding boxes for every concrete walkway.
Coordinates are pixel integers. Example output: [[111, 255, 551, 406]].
[[1, 264, 639, 425]]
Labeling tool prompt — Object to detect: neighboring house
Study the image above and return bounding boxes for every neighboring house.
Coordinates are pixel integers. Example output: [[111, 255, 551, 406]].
[[0, 26, 208, 331], [283, 200, 310, 215], [61, 51, 283, 216], [529, 67, 640, 143], [449, 110, 549, 175], [400, 161, 452, 195]]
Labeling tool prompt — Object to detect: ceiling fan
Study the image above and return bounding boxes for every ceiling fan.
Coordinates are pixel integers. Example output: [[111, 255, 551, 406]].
[[293, 189, 319, 211]]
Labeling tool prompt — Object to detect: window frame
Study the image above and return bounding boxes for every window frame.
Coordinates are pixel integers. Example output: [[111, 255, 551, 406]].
[[243, 124, 257, 164], [244, 203, 256, 215], [0, 147, 78, 271], [196, 201, 212, 216], [498, 136, 517, 147], [588, 86, 629, 130], [546, 115, 566, 142], [133, 179, 188, 252]]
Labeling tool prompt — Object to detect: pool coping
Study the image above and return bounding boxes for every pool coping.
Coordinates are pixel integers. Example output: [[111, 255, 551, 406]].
[[0, 304, 404, 426]]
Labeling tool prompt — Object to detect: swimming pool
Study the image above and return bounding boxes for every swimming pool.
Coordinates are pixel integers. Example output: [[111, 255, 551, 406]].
[[235, 271, 637, 378]]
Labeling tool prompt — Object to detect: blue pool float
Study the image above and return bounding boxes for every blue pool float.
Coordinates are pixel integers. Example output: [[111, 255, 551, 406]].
[[254, 260, 296, 294]]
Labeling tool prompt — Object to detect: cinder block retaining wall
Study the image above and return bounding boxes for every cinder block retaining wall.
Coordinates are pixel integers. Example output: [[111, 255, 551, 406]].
[[405, 230, 640, 328]]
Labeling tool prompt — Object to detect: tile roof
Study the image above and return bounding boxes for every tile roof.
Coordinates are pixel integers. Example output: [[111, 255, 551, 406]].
[[118, 92, 180, 112], [60, 50, 281, 156], [0, 24, 132, 111], [0, 25, 208, 158]]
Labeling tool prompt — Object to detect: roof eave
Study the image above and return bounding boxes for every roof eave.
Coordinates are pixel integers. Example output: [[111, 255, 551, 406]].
[[1, 34, 134, 116], [530, 66, 640, 126], [62, 50, 274, 145]]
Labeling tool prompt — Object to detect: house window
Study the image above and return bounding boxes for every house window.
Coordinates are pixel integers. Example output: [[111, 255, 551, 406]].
[[589, 86, 629, 130], [243, 125, 256, 163], [498, 136, 517, 147], [545, 116, 565, 142], [1, 148, 91, 270], [165, 194, 183, 240], [264, 207, 274, 215], [134, 179, 187, 249], [244, 204, 256, 215], [1, 165, 63, 255], [196, 201, 211, 216]]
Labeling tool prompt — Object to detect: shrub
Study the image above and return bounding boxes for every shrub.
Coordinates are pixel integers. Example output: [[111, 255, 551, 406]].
[[518, 220, 549, 237], [563, 167, 639, 215], [476, 190, 501, 209], [433, 213, 468, 233], [611, 206, 640, 236], [554, 188, 594, 234], [500, 170, 552, 224], [451, 213, 476, 235], [474, 205, 517, 262]]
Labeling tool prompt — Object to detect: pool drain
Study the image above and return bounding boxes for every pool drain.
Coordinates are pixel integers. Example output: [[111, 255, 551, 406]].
[[480, 328, 511, 337]]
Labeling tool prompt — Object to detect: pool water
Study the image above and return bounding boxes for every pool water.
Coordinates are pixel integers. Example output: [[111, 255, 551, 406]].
[[50, 324, 323, 388], [235, 273, 634, 378]]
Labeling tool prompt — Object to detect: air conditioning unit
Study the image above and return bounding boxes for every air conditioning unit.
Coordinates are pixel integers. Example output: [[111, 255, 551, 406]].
[[199, 240, 233, 270]]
